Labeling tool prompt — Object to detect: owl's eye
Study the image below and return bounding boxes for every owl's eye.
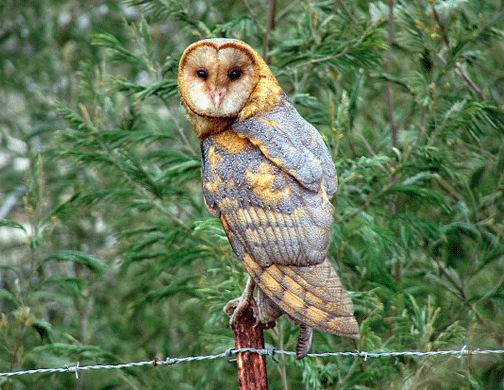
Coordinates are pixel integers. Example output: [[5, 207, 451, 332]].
[[228, 69, 242, 80], [195, 69, 208, 79]]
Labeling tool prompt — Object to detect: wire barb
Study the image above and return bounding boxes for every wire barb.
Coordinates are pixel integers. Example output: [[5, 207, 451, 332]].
[[163, 357, 178, 365], [267, 346, 279, 363], [71, 362, 80, 379], [225, 347, 236, 363]]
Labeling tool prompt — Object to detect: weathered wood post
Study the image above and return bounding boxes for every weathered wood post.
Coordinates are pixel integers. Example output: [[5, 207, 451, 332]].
[[230, 307, 269, 390]]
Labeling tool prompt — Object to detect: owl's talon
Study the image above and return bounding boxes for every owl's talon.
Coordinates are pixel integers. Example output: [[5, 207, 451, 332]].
[[224, 296, 257, 326], [224, 294, 276, 329], [223, 298, 240, 318], [224, 277, 257, 326]]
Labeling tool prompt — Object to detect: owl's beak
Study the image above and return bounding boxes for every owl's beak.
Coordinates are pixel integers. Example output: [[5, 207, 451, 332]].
[[210, 88, 226, 110]]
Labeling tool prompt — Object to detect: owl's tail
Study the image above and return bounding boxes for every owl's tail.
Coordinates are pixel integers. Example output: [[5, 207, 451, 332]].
[[242, 255, 359, 342]]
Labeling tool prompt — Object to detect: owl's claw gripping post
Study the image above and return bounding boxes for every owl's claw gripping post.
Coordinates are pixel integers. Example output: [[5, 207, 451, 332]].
[[224, 277, 257, 326]]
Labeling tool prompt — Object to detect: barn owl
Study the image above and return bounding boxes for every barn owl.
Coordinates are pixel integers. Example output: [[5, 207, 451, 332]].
[[178, 38, 359, 358]]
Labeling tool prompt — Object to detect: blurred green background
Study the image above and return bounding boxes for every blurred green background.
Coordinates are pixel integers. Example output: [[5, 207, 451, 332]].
[[1, 0, 504, 389]]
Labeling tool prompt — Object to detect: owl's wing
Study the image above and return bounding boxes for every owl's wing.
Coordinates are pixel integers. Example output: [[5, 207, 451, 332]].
[[202, 130, 332, 267], [201, 121, 357, 338], [232, 94, 337, 197], [219, 199, 358, 338], [219, 197, 358, 337]]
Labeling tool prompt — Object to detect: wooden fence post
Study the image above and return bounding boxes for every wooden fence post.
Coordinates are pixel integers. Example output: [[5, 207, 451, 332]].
[[230, 307, 269, 390]]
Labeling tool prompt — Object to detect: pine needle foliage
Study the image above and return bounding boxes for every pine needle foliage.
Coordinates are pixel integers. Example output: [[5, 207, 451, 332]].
[[1, 0, 503, 389]]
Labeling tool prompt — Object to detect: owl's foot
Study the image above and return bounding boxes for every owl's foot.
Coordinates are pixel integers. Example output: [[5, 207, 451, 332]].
[[224, 295, 257, 325], [224, 297, 278, 330], [224, 277, 257, 326], [224, 277, 278, 330]]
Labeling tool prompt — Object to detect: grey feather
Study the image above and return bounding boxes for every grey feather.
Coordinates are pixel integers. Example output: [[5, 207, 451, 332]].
[[233, 94, 337, 196]]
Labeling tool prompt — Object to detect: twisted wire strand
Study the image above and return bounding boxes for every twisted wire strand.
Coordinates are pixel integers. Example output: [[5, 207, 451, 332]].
[[1, 346, 503, 379]]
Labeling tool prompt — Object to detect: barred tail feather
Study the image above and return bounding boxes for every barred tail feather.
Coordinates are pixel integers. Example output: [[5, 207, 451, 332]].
[[296, 324, 313, 359]]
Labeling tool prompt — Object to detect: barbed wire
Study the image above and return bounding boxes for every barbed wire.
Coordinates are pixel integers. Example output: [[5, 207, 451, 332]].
[[1, 345, 504, 379]]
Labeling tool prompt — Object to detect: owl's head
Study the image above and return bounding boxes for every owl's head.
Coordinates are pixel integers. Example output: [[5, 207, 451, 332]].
[[178, 39, 273, 119]]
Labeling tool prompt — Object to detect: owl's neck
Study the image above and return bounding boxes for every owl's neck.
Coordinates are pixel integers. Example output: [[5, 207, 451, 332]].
[[237, 72, 283, 122], [185, 105, 234, 139]]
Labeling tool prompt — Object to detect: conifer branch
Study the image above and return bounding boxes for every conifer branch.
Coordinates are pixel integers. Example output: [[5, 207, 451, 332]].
[[430, 2, 486, 100]]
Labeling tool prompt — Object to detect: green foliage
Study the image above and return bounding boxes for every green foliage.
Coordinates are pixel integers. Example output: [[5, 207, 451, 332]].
[[1, 0, 503, 389]]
